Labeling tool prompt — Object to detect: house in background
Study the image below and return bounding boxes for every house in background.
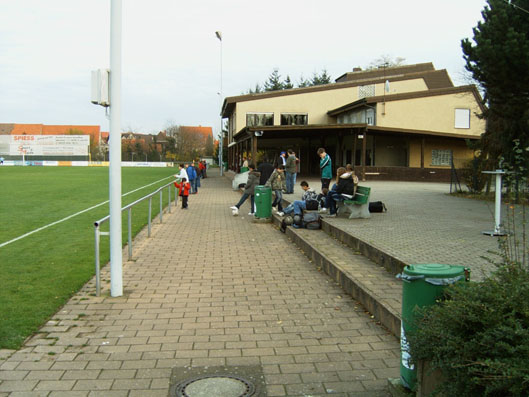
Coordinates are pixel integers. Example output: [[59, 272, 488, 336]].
[[221, 63, 485, 181]]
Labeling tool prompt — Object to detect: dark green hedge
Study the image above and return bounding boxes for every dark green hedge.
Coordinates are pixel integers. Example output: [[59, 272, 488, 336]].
[[408, 264, 529, 396]]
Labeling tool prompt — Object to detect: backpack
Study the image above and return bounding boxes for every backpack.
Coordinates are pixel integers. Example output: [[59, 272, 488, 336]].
[[305, 199, 319, 211], [369, 201, 387, 213], [303, 212, 322, 230]]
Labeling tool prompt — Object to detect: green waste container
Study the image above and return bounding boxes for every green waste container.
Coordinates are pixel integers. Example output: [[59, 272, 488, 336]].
[[399, 263, 469, 391], [254, 185, 272, 218], [223, 162, 228, 171]]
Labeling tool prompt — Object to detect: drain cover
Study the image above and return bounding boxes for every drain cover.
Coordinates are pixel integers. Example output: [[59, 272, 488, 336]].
[[175, 375, 255, 397], [169, 366, 266, 397]]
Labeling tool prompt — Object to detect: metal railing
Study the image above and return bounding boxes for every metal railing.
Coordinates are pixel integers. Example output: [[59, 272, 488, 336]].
[[93, 181, 177, 296]]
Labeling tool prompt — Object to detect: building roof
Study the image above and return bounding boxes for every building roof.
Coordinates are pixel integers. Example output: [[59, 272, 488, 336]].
[[0, 123, 104, 144], [178, 126, 213, 138], [334, 62, 435, 83], [327, 85, 485, 116], [221, 68, 454, 117]]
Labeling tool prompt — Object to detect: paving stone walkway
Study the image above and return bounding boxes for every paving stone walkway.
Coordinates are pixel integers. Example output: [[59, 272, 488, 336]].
[[0, 170, 399, 397], [287, 178, 528, 282]]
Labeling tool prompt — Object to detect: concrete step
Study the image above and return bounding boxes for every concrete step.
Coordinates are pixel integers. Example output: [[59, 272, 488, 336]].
[[272, 214, 402, 338]]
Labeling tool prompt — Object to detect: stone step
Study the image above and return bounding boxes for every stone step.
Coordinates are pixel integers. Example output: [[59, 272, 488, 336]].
[[272, 214, 403, 337]]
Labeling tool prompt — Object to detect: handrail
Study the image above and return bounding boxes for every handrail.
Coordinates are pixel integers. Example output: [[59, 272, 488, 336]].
[[93, 180, 177, 296]]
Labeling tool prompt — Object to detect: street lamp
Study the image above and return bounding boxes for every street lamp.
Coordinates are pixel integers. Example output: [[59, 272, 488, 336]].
[[215, 30, 223, 176]]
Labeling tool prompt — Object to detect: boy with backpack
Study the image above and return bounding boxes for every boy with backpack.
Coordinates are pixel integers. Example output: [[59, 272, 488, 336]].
[[281, 180, 318, 217]]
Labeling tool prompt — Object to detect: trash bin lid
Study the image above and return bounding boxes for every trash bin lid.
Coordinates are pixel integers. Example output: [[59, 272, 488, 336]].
[[404, 263, 465, 278]]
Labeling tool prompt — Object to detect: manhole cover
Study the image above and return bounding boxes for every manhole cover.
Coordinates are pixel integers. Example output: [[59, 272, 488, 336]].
[[174, 375, 255, 397]]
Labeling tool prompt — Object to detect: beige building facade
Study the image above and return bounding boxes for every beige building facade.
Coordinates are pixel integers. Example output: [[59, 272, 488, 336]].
[[221, 63, 485, 181]]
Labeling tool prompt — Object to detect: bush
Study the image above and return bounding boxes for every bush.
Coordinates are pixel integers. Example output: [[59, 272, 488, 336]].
[[408, 264, 529, 396]]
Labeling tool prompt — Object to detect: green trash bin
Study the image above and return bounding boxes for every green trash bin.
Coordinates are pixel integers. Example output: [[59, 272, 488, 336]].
[[254, 185, 272, 218], [399, 263, 469, 391], [223, 162, 228, 171]]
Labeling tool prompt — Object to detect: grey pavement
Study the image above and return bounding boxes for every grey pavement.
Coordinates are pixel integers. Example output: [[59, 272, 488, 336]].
[[287, 178, 527, 281], [0, 169, 399, 397]]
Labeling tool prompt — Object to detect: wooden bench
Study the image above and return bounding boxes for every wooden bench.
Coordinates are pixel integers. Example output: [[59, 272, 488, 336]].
[[337, 186, 371, 219]]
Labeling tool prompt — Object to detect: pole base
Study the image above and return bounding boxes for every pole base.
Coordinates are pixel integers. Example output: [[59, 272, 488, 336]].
[[482, 230, 508, 236]]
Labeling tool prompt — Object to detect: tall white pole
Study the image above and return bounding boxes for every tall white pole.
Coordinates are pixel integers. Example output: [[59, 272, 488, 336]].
[[216, 31, 223, 175], [109, 0, 123, 297]]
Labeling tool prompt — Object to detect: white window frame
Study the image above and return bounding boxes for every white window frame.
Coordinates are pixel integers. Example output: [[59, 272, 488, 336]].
[[455, 108, 470, 129], [246, 112, 274, 127], [280, 113, 308, 126]]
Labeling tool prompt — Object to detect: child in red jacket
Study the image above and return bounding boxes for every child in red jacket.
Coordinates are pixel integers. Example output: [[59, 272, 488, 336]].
[[174, 177, 191, 209]]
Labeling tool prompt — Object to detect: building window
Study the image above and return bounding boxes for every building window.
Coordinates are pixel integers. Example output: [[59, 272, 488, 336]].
[[280, 113, 308, 125], [358, 84, 375, 99], [454, 108, 470, 129], [246, 112, 273, 127], [431, 149, 452, 166]]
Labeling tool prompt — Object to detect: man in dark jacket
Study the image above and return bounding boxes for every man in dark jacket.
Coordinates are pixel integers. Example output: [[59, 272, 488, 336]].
[[230, 164, 260, 216], [258, 160, 274, 185]]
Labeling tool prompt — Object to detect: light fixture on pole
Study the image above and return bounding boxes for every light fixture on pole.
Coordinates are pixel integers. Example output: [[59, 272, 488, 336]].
[[215, 30, 223, 176]]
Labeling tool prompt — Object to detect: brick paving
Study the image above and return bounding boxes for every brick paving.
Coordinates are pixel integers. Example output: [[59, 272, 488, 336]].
[[290, 178, 528, 282], [0, 169, 399, 397]]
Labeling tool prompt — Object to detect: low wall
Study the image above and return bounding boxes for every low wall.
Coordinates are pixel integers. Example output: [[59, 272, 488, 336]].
[[354, 166, 452, 182]]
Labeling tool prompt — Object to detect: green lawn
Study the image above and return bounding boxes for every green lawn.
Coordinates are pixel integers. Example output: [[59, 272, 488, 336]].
[[0, 166, 177, 349]]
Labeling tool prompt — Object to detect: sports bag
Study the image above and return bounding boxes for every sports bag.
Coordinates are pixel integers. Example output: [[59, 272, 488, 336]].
[[369, 201, 387, 213], [303, 212, 322, 230]]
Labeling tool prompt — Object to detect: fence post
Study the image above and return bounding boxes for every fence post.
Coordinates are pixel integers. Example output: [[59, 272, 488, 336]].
[[94, 225, 101, 297], [159, 191, 163, 223], [168, 185, 171, 213], [148, 197, 152, 237], [128, 208, 132, 260]]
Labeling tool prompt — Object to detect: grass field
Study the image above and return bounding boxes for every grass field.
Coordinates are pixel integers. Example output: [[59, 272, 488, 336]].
[[0, 166, 177, 349]]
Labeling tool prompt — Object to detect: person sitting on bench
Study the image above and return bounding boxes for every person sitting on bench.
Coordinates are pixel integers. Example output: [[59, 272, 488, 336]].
[[319, 167, 358, 217]]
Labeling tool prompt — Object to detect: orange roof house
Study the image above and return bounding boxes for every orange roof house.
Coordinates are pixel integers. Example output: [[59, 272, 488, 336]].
[[0, 123, 107, 145]]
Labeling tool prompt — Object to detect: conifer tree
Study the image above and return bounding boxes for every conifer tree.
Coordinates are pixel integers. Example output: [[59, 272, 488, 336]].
[[264, 69, 284, 91], [283, 75, 294, 89], [462, 0, 529, 174]]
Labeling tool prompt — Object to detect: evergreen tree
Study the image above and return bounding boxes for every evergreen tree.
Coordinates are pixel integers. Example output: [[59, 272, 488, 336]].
[[462, 0, 529, 175], [311, 69, 332, 86], [297, 75, 310, 88], [283, 75, 294, 89], [264, 69, 284, 91]]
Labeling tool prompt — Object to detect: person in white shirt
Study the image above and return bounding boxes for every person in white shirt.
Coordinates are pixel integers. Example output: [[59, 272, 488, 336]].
[[175, 163, 189, 182]]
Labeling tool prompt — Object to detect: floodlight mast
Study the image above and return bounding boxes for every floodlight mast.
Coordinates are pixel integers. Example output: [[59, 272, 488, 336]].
[[109, 0, 123, 297], [216, 31, 223, 175]]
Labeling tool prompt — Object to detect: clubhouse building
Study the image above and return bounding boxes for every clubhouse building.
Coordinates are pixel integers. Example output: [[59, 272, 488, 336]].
[[221, 63, 485, 181]]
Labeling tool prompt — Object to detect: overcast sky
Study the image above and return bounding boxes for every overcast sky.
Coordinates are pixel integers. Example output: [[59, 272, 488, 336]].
[[0, 0, 487, 136]]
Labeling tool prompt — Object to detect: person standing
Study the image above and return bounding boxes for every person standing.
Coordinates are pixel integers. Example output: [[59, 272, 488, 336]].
[[186, 163, 197, 194], [276, 151, 287, 168], [175, 164, 189, 182], [293, 151, 300, 186], [257, 159, 275, 185], [317, 147, 332, 190], [174, 177, 191, 209], [285, 149, 297, 194], [230, 164, 260, 216], [266, 164, 286, 214]]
